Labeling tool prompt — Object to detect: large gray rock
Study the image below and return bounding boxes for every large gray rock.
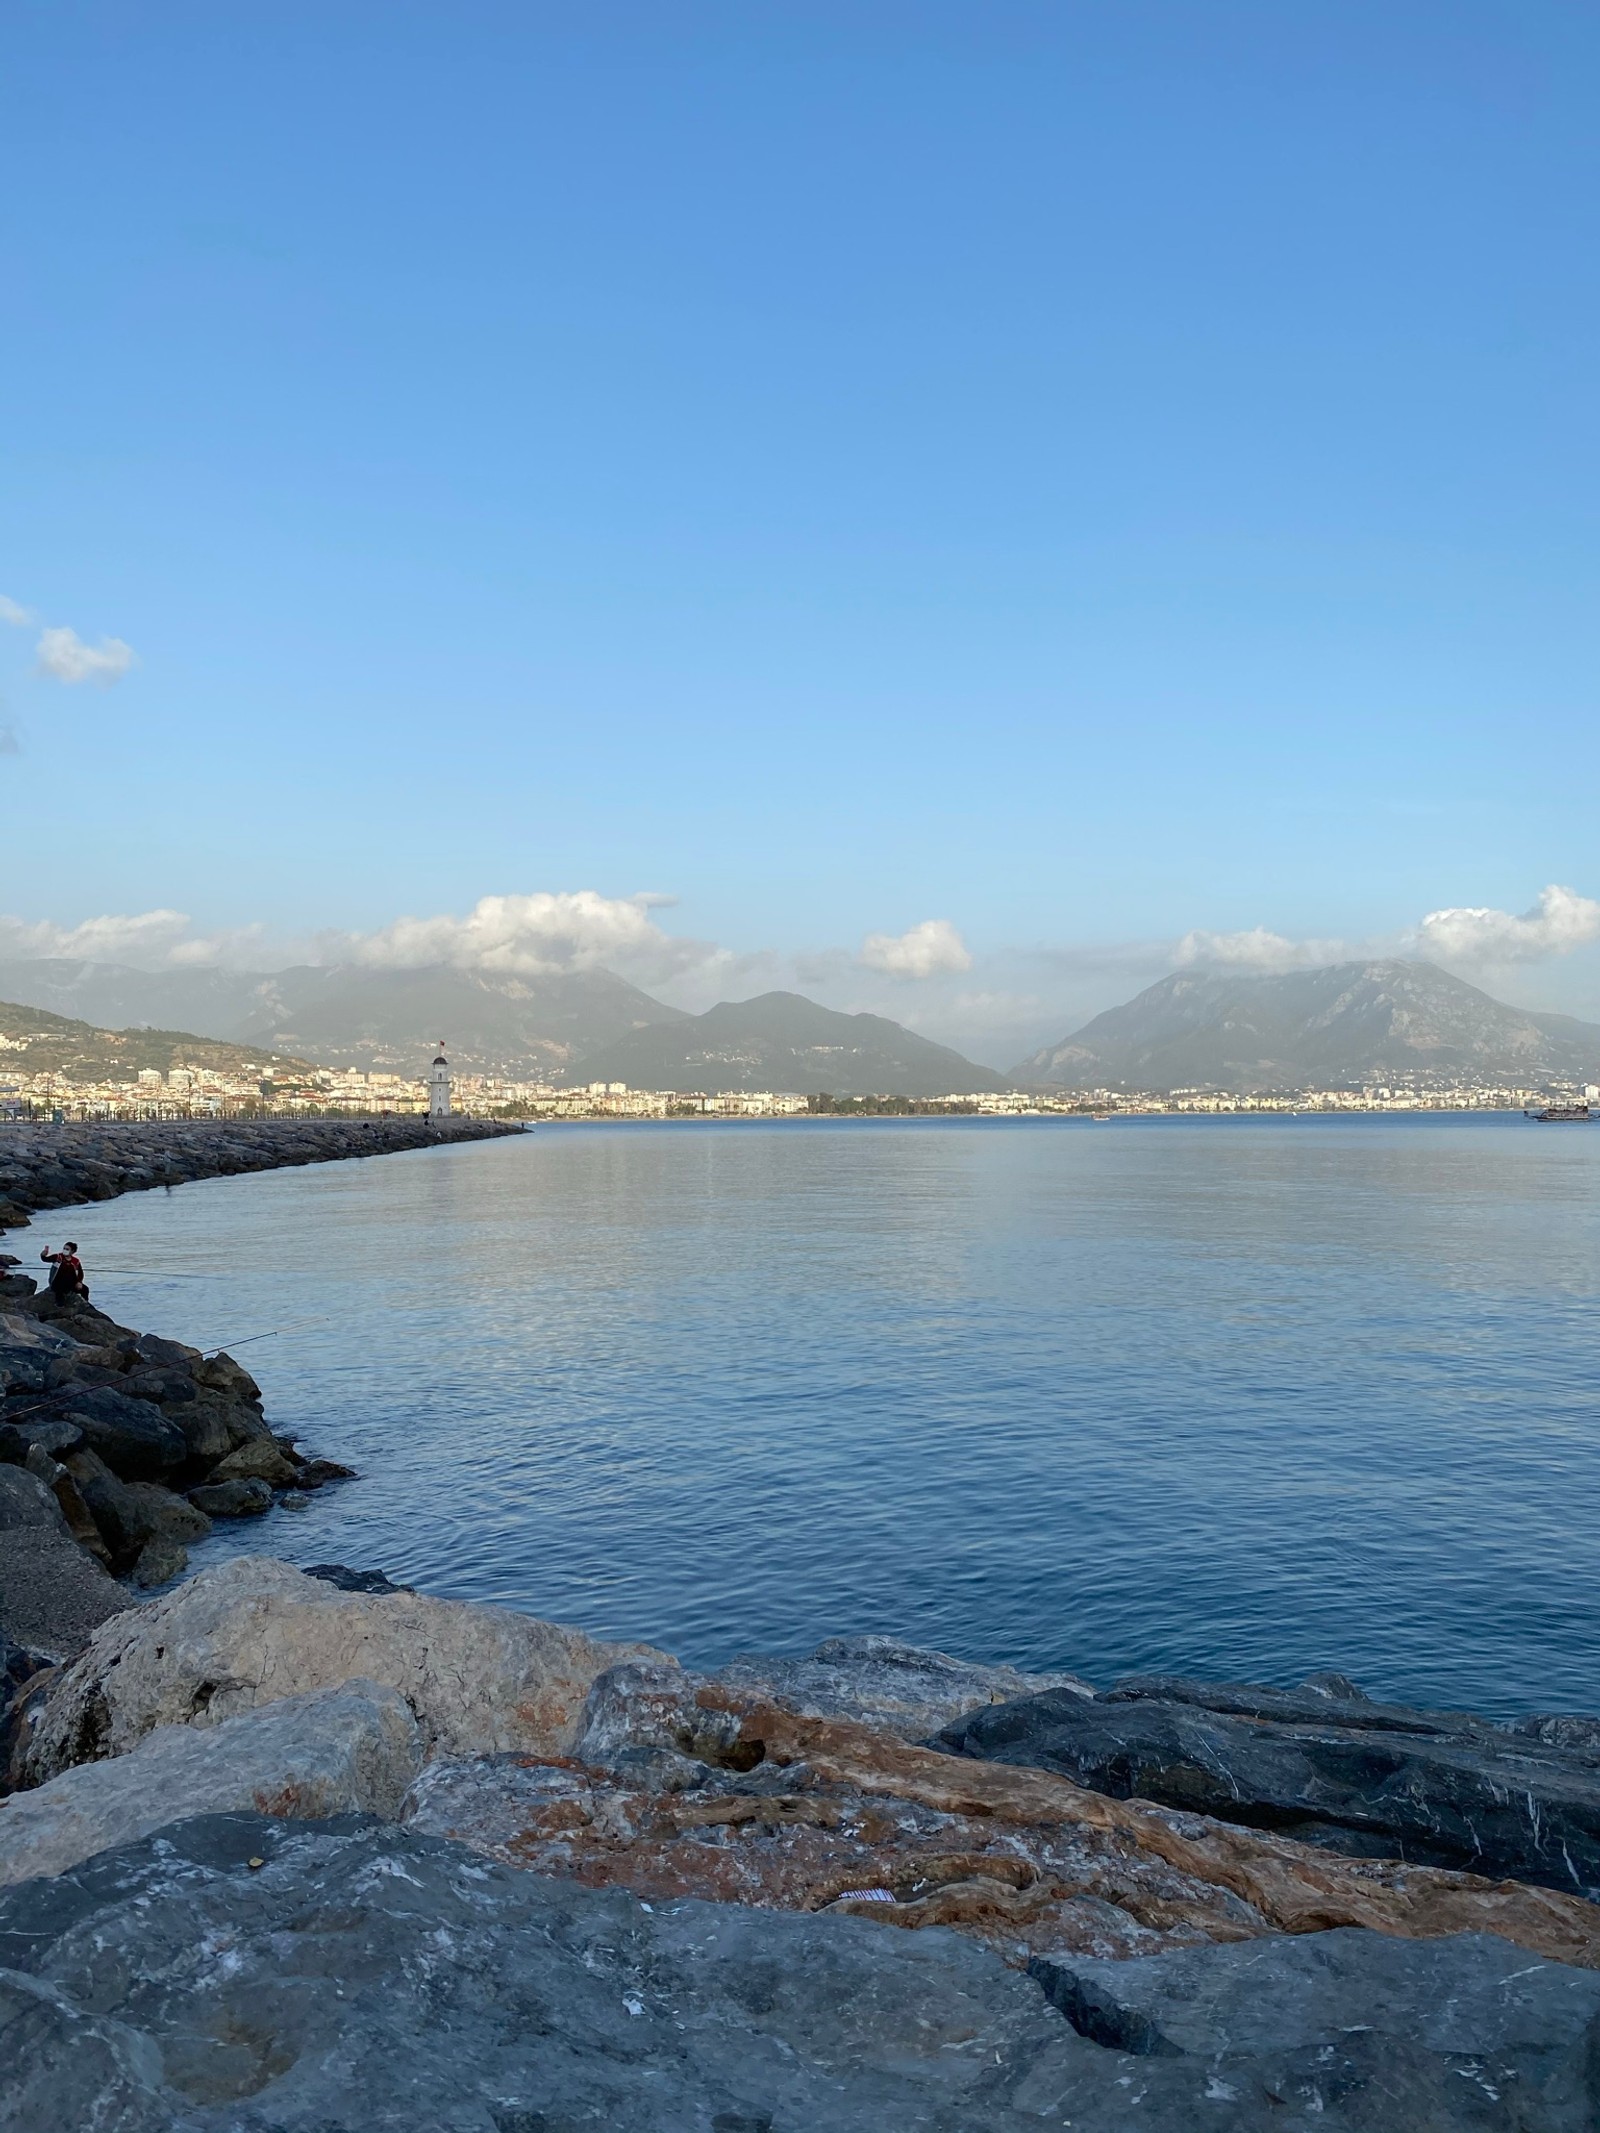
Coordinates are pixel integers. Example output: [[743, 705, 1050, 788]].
[[186, 1476, 271, 1518], [121, 1481, 210, 1544], [0, 1814, 1087, 2132], [60, 1445, 147, 1564], [202, 1438, 298, 1487], [1033, 1926, 1600, 2079], [0, 1682, 421, 1886], [58, 1385, 186, 1481], [2, 1815, 1595, 2132], [0, 1310, 82, 1397], [716, 1633, 1094, 1740], [0, 1464, 69, 1539], [940, 1672, 1600, 1897], [0, 1468, 134, 1664], [20, 1556, 669, 1782]]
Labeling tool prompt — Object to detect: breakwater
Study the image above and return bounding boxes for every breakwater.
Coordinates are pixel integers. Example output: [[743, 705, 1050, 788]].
[[0, 1115, 523, 1234]]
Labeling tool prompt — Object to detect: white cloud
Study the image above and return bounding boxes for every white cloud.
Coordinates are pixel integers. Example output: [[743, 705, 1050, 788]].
[[322, 891, 706, 980], [0, 909, 200, 964], [860, 918, 973, 979], [0, 596, 34, 628], [1174, 925, 1350, 972], [1415, 884, 1600, 966], [0, 908, 272, 969], [35, 626, 137, 685]]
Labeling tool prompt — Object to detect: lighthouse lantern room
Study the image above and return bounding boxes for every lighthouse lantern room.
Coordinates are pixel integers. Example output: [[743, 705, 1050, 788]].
[[428, 1040, 452, 1120]]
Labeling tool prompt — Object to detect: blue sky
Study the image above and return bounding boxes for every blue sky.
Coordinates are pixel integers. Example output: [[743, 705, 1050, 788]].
[[4, 1, 1599, 1062]]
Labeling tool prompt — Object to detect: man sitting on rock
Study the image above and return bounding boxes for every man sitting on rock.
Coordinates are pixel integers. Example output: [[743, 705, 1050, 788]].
[[39, 1241, 87, 1307]]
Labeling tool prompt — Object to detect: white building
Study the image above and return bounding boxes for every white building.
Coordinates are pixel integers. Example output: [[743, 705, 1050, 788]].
[[428, 1041, 452, 1120]]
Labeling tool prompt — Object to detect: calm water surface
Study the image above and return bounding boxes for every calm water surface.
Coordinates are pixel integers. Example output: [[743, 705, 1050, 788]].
[[49, 1117, 1600, 1715]]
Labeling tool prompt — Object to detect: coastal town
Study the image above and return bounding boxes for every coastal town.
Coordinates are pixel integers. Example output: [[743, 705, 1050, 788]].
[[0, 1052, 1592, 1123]]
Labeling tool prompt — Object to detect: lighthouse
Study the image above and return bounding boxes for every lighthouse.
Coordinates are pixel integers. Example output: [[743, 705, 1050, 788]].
[[428, 1040, 451, 1121]]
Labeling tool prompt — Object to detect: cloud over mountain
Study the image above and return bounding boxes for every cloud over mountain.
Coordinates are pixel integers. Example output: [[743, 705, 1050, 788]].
[[1174, 926, 1351, 973], [0, 909, 223, 966], [319, 891, 711, 983], [860, 918, 972, 978], [1415, 885, 1600, 965]]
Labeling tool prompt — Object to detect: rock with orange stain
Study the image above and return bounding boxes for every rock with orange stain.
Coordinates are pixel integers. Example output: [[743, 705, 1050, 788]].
[[402, 1666, 1600, 1980]]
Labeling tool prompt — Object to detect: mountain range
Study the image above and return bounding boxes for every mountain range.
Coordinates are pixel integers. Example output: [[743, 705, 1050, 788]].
[[1012, 961, 1600, 1092], [1, 955, 1595, 1098], [0, 961, 999, 1095], [0, 960, 686, 1082]]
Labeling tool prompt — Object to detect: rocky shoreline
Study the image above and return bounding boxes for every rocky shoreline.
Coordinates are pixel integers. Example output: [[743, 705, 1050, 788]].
[[0, 1268, 355, 1660], [0, 1114, 523, 1231], [5, 1268, 1600, 2124]]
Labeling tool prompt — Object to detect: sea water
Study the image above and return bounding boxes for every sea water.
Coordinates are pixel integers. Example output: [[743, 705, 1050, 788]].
[[48, 1115, 1600, 1716]]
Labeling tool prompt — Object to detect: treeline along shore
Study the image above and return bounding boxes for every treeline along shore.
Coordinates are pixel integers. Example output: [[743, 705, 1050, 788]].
[[5, 1138, 1600, 2123], [0, 1113, 524, 1231]]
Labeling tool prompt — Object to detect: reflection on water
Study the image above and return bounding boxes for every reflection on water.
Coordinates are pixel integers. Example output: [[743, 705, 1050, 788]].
[[51, 1116, 1600, 1715]]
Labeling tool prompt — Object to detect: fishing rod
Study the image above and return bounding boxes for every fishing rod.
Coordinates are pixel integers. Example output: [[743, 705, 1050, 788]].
[[55, 1268, 224, 1279]]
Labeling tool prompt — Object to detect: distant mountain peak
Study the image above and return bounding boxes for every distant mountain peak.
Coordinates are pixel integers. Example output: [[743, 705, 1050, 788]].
[[573, 989, 1008, 1095], [1013, 959, 1600, 1092]]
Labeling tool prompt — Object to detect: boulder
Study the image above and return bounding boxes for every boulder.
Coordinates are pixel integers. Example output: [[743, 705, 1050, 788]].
[[129, 1537, 187, 1588], [121, 1481, 210, 1543], [0, 1683, 422, 1886], [716, 1633, 1095, 1741], [203, 1437, 300, 1487], [1032, 1926, 1600, 2084], [939, 1674, 1600, 1898], [296, 1455, 356, 1486], [56, 1456, 207, 1571], [60, 1447, 146, 1565], [0, 1464, 69, 1541], [58, 1385, 185, 1481], [187, 1476, 272, 1518], [0, 1468, 134, 1663], [23, 1448, 108, 1564], [193, 1351, 261, 1403], [19, 1556, 670, 1781], [124, 1366, 197, 1409], [131, 1331, 203, 1371], [2, 1815, 1595, 2131], [0, 1310, 82, 1394], [11, 1418, 83, 1460], [169, 1394, 241, 1466]]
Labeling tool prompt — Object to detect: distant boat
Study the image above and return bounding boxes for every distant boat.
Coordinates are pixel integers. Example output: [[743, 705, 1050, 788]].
[[1524, 1103, 1593, 1123]]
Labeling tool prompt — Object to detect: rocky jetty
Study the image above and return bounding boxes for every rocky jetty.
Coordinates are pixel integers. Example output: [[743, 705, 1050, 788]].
[[5, 1562, 1600, 2126], [0, 1278, 353, 1661], [0, 1114, 522, 1232]]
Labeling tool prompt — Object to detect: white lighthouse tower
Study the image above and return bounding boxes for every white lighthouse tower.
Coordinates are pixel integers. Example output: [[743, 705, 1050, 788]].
[[428, 1040, 451, 1121]]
